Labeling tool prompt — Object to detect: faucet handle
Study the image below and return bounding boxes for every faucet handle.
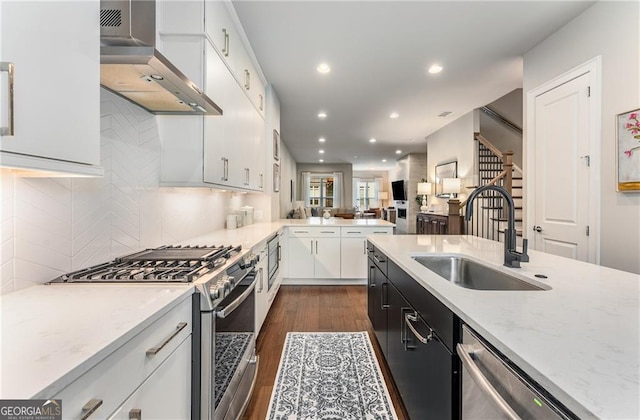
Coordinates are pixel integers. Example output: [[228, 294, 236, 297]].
[[520, 238, 530, 262]]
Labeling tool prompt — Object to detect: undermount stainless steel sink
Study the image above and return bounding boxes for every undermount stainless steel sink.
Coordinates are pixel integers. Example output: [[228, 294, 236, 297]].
[[412, 255, 550, 291]]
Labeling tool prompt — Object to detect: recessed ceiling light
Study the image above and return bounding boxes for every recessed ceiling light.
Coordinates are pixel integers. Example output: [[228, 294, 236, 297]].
[[319, 159, 324, 163], [382, 159, 387, 163], [354, 156, 358, 158], [428, 64, 443, 74], [389, 112, 399, 119], [318, 112, 327, 119], [438, 111, 452, 117], [395, 149, 402, 154], [319, 149, 325, 154], [317, 63, 331, 73], [319, 137, 326, 143], [369, 138, 376, 143]]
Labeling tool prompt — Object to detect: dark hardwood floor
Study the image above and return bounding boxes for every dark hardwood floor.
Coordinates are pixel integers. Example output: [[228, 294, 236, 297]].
[[242, 285, 408, 419]]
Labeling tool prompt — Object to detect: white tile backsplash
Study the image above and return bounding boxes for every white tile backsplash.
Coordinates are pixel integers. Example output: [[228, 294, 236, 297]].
[[0, 89, 233, 294]]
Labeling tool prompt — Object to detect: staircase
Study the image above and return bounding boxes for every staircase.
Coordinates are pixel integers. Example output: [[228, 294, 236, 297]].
[[465, 135, 524, 245]]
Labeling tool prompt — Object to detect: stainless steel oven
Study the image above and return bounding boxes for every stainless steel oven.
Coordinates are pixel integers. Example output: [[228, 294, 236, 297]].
[[267, 234, 279, 291], [48, 244, 259, 420], [199, 255, 259, 420]]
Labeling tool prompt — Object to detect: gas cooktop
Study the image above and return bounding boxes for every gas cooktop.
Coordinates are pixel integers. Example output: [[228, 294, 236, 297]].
[[50, 245, 242, 283]]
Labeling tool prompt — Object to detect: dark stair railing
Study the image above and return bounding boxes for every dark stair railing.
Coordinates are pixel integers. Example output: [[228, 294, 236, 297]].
[[462, 133, 523, 243]]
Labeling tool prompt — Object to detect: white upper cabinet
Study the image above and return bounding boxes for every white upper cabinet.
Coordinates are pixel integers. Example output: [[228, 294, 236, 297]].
[[158, 30, 265, 190], [0, 0, 102, 176]]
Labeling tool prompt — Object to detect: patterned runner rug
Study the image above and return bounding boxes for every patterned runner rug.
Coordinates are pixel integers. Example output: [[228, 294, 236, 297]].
[[267, 332, 398, 419]]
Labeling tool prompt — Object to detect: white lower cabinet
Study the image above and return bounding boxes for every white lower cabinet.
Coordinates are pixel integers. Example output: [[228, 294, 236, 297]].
[[52, 297, 192, 419], [288, 227, 341, 279], [286, 226, 393, 282], [341, 227, 393, 278], [109, 336, 191, 420]]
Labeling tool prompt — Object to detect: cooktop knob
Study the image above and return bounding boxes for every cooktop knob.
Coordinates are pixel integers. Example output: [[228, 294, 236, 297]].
[[209, 286, 220, 300]]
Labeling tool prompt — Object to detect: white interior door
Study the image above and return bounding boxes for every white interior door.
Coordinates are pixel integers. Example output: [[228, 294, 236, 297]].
[[532, 72, 591, 261]]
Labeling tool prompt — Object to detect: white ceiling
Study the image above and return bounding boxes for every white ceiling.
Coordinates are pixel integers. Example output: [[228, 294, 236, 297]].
[[233, 1, 594, 171]]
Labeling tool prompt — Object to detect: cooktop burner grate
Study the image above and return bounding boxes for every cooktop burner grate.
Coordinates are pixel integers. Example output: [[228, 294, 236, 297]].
[[50, 244, 242, 283]]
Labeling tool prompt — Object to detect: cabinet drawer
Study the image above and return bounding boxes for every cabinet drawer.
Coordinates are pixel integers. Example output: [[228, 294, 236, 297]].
[[53, 296, 192, 419], [341, 227, 392, 237], [388, 260, 457, 352], [288, 227, 340, 238], [367, 243, 388, 276]]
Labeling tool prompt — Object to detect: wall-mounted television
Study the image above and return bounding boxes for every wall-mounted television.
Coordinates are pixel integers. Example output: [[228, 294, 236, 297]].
[[391, 180, 407, 201]]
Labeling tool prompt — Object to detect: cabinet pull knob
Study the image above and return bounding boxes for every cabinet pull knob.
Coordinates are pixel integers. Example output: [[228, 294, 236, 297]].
[[129, 408, 142, 420], [146, 322, 187, 356], [222, 29, 230, 57], [0, 62, 15, 136], [80, 399, 103, 420]]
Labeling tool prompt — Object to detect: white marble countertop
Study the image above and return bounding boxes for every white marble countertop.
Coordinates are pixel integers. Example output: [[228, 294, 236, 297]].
[[368, 234, 640, 419], [0, 284, 193, 399], [179, 218, 394, 250], [0, 218, 391, 400]]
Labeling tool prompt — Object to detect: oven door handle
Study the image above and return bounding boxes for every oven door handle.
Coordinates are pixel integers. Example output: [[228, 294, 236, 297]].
[[216, 276, 257, 318]]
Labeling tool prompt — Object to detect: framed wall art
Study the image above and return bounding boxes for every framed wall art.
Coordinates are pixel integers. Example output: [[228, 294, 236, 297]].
[[273, 129, 280, 161], [617, 108, 640, 191], [273, 163, 280, 192], [435, 160, 458, 198]]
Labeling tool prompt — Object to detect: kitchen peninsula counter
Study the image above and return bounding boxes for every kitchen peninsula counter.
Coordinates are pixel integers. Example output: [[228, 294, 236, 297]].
[[367, 234, 640, 420], [0, 218, 393, 400]]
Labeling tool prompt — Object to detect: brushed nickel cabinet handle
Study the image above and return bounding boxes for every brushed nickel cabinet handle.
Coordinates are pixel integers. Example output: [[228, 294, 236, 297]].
[[222, 29, 229, 57], [129, 408, 142, 420], [146, 322, 187, 356], [404, 312, 432, 345], [244, 69, 250, 90], [1, 62, 15, 136], [80, 399, 103, 420], [259, 94, 264, 111]]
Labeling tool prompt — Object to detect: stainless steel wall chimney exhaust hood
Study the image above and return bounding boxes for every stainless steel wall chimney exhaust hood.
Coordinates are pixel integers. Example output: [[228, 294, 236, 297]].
[[100, 0, 222, 115]]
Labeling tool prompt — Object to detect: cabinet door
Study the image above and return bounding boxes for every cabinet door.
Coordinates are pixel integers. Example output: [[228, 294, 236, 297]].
[[341, 237, 368, 278], [314, 237, 341, 278], [204, 0, 239, 74], [110, 337, 191, 420], [0, 1, 99, 167], [204, 42, 235, 186], [387, 282, 453, 420], [373, 265, 388, 357], [255, 264, 269, 334], [288, 236, 315, 278]]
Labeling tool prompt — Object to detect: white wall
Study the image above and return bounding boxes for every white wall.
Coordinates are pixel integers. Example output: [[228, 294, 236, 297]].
[[425, 110, 478, 211], [523, 1, 640, 274], [0, 90, 235, 294], [278, 140, 297, 218]]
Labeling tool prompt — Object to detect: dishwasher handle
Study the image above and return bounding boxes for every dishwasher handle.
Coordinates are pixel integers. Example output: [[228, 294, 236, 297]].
[[457, 343, 521, 420]]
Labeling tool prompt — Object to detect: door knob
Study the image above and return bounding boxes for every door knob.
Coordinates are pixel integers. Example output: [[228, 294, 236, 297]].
[[533, 225, 543, 232]]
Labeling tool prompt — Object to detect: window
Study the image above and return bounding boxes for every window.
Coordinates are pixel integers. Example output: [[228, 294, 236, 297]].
[[309, 176, 334, 208], [357, 180, 377, 210]]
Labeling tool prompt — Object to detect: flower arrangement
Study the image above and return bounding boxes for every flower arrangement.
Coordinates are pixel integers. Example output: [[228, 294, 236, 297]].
[[623, 112, 640, 157]]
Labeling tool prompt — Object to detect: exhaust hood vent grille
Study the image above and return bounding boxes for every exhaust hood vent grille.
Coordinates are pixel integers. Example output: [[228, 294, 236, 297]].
[[100, 9, 122, 27]]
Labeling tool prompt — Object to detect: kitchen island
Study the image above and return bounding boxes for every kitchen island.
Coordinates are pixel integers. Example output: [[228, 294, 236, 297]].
[[368, 234, 640, 419]]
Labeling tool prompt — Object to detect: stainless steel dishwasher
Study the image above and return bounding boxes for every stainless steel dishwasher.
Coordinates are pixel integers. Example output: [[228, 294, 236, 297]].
[[458, 325, 575, 420]]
